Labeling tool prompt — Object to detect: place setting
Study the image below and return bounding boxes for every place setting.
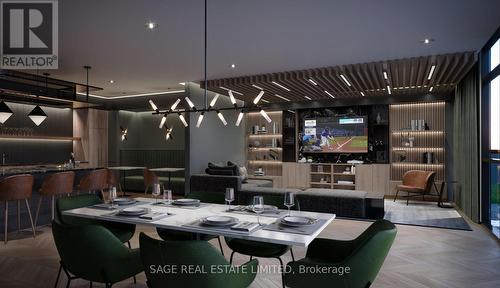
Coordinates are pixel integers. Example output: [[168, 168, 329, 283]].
[[224, 188, 287, 218], [184, 214, 261, 234], [90, 186, 142, 210], [148, 184, 210, 209]]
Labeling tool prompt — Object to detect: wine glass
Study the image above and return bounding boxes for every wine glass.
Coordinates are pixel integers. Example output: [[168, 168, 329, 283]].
[[284, 192, 295, 216], [109, 186, 117, 208], [163, 187, 172, 213], [152, 183, 161, 204], [252, 196, 265, 225], [225, 188, 235, 211]]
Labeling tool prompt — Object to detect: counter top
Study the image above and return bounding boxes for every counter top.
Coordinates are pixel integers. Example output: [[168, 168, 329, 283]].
[[0, 164, 101, 177]]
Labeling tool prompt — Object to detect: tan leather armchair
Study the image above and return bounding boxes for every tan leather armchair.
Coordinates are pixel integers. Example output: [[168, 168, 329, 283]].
[[143, 168, 159, 194], [394, 170, 437, 205]]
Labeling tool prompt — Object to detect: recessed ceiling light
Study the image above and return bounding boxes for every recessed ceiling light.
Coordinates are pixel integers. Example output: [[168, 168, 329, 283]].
[[146, 21, 157, 30], [387, 85, 392, 95], [251, 84, 263, 90], [275, 94, 290, 101], [427, 65, 436, 80], [324, 91, 335, 98], [422, 38, 434, 44], [340, 74, 351, 86], [271, 81, 291, 91], [109, 80, 114, 84], [304, 96, 312, 100], [360, 92, 365, 96], [308, 78, 318, 86], [383, 72, 388, 80], [179, 82, 186, 86], [230, 64, 236, 68]]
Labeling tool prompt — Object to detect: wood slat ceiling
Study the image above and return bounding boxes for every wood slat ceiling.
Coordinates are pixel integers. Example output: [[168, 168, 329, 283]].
[[202, 52, 476, 104]]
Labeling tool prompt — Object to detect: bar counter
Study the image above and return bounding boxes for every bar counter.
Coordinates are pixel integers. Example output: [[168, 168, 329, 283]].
[[0, 164, 102, 233]]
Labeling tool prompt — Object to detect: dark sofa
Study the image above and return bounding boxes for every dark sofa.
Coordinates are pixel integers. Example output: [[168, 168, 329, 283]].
[[189, 174, 384, 219]]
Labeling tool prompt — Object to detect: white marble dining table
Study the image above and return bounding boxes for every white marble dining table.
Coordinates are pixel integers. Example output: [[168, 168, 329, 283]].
[[62, 197, 335, 247]]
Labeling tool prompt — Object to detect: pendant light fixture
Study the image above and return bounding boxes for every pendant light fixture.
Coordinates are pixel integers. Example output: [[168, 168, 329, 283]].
[[0, 101, 13, 124], [120, 126, 128, 141], [28, 72, 48, 126]]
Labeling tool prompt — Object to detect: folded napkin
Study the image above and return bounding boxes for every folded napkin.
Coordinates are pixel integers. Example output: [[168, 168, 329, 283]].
[[230, 221, 260, 233]]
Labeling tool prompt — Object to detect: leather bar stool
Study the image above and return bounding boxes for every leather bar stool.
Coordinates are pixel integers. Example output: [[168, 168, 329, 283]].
[[143, 168, 159, 194], [0, 174, 36, 244], [106, 169, 123, 195], [34, 171, 75, 228], [77, 169, 108, 197]]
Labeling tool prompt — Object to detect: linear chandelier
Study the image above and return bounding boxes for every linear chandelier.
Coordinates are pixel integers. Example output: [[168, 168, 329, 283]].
[[148, 0, 273, 140]]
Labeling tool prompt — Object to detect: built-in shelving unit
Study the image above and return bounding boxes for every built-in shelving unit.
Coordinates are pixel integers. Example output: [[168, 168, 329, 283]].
[[246, 111, 283, 177], [389, 102, 446, 181], [309, 163, 357, 190], [0, 135, 81, 141]]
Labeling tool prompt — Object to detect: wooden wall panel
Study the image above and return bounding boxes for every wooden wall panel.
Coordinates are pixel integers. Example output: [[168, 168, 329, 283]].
[[282, 163, 310, 189], [73, 108, 108, 167]]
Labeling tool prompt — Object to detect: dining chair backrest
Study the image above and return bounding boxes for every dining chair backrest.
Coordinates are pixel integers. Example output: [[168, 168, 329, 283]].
[[55, 194, 102, 225], [79, 169, 108, 192], [40, 171, 75, 196], [106, 169, 119, 186], [0, 174, 34, 201], [143, 168, 159, 186], [402, 170, 436, 192]]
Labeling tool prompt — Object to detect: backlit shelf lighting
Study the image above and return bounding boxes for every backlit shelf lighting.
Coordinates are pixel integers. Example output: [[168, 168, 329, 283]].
[[392, 130, 444, 135], [392, 147, 444, 151], [247, 160, 283, 164], [248, 134, 282, 138], [391, 102, 445, 109], [391, 162, 444, 167], [249, 147, 283, 151]]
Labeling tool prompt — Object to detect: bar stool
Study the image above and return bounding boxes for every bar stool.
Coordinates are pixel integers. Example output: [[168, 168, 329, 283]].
[[0, 174, 36, 244], [106, 169, 123, 194], [77, 169, 108, 197], [34, 171, 75, 228], [143, 168, 159, 194]]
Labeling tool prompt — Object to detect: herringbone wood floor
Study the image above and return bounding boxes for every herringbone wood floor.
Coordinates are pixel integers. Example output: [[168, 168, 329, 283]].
[[0, 212, 499, 287]]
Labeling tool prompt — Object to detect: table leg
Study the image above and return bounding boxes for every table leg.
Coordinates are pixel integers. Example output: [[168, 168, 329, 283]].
[[168, 172, 172, 192], [122, 170, 131, 197], [437, 182, 454, 208]]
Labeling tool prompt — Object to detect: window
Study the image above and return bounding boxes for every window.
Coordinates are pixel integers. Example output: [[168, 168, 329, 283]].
[[491, 75, 500, 150], [491, 39, 500, 72]]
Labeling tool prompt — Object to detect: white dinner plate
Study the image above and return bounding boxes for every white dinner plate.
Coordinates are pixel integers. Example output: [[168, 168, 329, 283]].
[[201, 216, 238, 226], [280, 216, 316, 227], [246, 205, 278, 212], [173, 199, 200, 206], [113, 198, 136, 205], [118, 207, 147, 216]]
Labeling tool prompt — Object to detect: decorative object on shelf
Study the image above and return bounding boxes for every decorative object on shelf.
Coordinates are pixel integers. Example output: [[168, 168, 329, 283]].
[[0, 101, 13, 124], [408, 136, 415, 147], [376, 113, 382, 124], [422, 152, 435, 164]]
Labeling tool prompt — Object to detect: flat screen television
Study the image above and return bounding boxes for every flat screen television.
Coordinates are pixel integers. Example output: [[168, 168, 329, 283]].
[[302, 116, 368, 153]]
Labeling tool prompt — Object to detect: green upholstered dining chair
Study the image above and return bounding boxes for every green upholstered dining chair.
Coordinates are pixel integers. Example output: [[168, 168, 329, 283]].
[[52, 220, 143, 288], [224, 192, 299, 288], [139, 232, 258, 288], [55, 194, 135, 245], [284, 219, 397, 288], [155, 191, 225, 254]]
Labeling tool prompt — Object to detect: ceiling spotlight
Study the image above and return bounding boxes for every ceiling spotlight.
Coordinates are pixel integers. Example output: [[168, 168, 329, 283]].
[[260, 109, 272, 123], [159, 116, 167, 128], [383, 72, 388, 80], [109, 80, 115, 84], [0, 101, 14, 124], [308, 79, 318, 86], [209, 93, 219, 107], [387, 85, 392, 95], [217, 111, 227, 126], [304, 96, 312, 100], [28, 105, 47, 126], [274, 94, 290, 101], [149, 99, 158, 111], [324, 91, 335, 98], [170, 98, 181, 110], [422, 38, 434, 44], [251, 84, 263, 90], [185, 97, 195, 109], [146, 21, 157, 30], [230, 64, 236, 69], [120, 126, 128, 141], [236, 111, 244, 126], [271, 81, 291, 91], [178, 113, 188, 127], [340, 74, 351, 86], [196, 112, 204, 128], [360, 92, 365, 96], [253, 90, 265, 104], [228, 90, 237, 105], [427, 65, 436, 80]]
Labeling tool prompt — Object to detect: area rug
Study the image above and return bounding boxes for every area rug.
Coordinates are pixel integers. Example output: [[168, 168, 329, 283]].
[[383, 199, 472, 231]]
